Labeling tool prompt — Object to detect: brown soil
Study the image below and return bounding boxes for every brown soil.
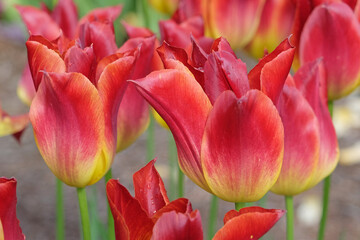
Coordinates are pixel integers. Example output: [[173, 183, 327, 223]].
[[0, 32, 359, 240]]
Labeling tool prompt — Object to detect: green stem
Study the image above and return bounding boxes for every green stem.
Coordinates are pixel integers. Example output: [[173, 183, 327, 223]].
[[105, 169, 115, 240], [257, 193, 268, 208], [285, 196, 294, 240], [168, 132, 177, 200], [141, 0, 150, 28], [77, 188, 91, 240], [318, 175, 331, 240], [56, 178, 65, 240], [235, 202, 246, 211], [177, 165, 184, 198], [207, 195, 218, 240], [318, 100, 334, 240], [147, 111, 155, 162]]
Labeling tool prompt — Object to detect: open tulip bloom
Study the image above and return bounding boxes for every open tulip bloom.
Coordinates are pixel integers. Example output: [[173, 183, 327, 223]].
[[131, 36, 295, 203], [107, 160, 285, 240]]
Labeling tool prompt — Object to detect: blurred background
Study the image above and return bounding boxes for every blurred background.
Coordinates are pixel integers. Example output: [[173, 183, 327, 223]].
[[1, 0, 360, 239]]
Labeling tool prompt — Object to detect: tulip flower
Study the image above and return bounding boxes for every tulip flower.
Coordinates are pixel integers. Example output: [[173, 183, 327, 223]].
[[203, 0, 266, 50], [0, 104, 29, 142], [0, 178, 25, 240], [16, 0, 122, 105], [28, 37, 136, 186], [299, 2, 360, 100], [246, 0, 296, 59], [271, 59, 339, 196], [131, 37, 295, 202], [107, 160, 285, 239], [148, 0, 179, 15]]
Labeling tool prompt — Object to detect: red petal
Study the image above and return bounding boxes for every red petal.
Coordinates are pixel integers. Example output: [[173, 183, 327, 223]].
[[78, 5, 122, 26], [97, 56, 136, 149], [293, 60, 339, 185], [214, 207, 284, 240], [248, 37, 295, 104], [133, 160, 169, 217], [26, 36, 66, 90], [201, 90, 284, 202], [211, 37, 237, 58], [151, 210, 203, 240], [29, 72, 109, 187], [51, 0, 78, 39], [122, 21, 154, 38], [64, 45, 96, 84], [16, 5, 61, 40], [106, 179, 154, 240], [0, 178, 25, 240], [299, 2, 360, 100], [78, 21, 117, 61], [204, 51, 249, 104], [152, 198, 193, 223], [172, 0, 202, 23], [271, 79, 320, 195], [131, 69, 212, 191], [0, 106, 29, 142], [17, 64, 36, 106]]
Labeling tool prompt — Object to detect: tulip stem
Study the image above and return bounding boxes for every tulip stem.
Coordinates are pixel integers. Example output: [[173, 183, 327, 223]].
[[105, 169, 115, 240], [56, 178, 65, 240], [77, 188, 91, 240], [318, 101, 334, 240], [207, 195, 218, 240], [285, 196, 294, 240], [168, 132, 177, 200], [235, 202, 246, 210], [147, 111, 155, 162]]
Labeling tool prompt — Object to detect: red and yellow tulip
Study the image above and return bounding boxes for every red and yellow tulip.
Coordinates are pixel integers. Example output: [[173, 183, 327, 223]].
[[131, 37, 295, 202], [107, 160, 285, 239], [0, 104, 29, 142], [299, 2, 360, 100], [271, 59, 339, 195], [0, 178, 25, 240]]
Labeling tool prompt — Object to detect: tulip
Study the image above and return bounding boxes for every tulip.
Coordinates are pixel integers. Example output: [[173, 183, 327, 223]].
[[299, 2, 360, 100], [148, 0, 179, 15], [16, 0, 122, 105], [246, 0, 296, 59], [203, 0, 266, 50], [0, 178, 25, 240], [107, 160, 285, 239], [28, 38, 136, 186], [0, 104, 29, 142], [271, 59, 339, 196], [131, 37, 295, 202]]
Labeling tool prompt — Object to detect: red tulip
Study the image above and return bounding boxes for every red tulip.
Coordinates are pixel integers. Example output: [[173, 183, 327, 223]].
[[299, 2, 360, 100], [203, 0, 266, 50], [16, 0, 122, 105], [0, 104, 29, 142], [106, 160, 203, 239], [0, 178, 25, 240], [131, 37, 294, 202], [213, 207, 285, 240], [272, 59, 339, 195]]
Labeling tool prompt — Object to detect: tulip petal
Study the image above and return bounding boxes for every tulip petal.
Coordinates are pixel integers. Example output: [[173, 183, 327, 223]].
[[248, 37, 295, 104], [0, 178, 25, 240], [17, 64, 36, 106], [213, 207, 284, 240], [51, 0, 78, 39], [271, 80, 320, 195], [204, 51, 249, 104], [211, 37, 237, 58], [206, 0, 266, 49], [131, 69, 212, 191], [152, 198, 192, 223], [133, 160, 169, 217], [29, 72, 110, 187], [201, 90, 284, 202], [106, 179, 154, 240], [97, 56, 136, 149], [122, 22, 154, 38], [294, 60, 339, 185], [64, 45, 96, 84], [78, 5, 122, 26], [151, 210, 203, 240], [299, 2, 360, 100], [0, 106, 29, 142], [26, 36, 66, 90], [15, 5, 61, 40]]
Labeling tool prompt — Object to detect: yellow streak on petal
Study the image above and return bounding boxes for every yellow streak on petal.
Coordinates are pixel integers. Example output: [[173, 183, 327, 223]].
[[0, 218, 4, 240]]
